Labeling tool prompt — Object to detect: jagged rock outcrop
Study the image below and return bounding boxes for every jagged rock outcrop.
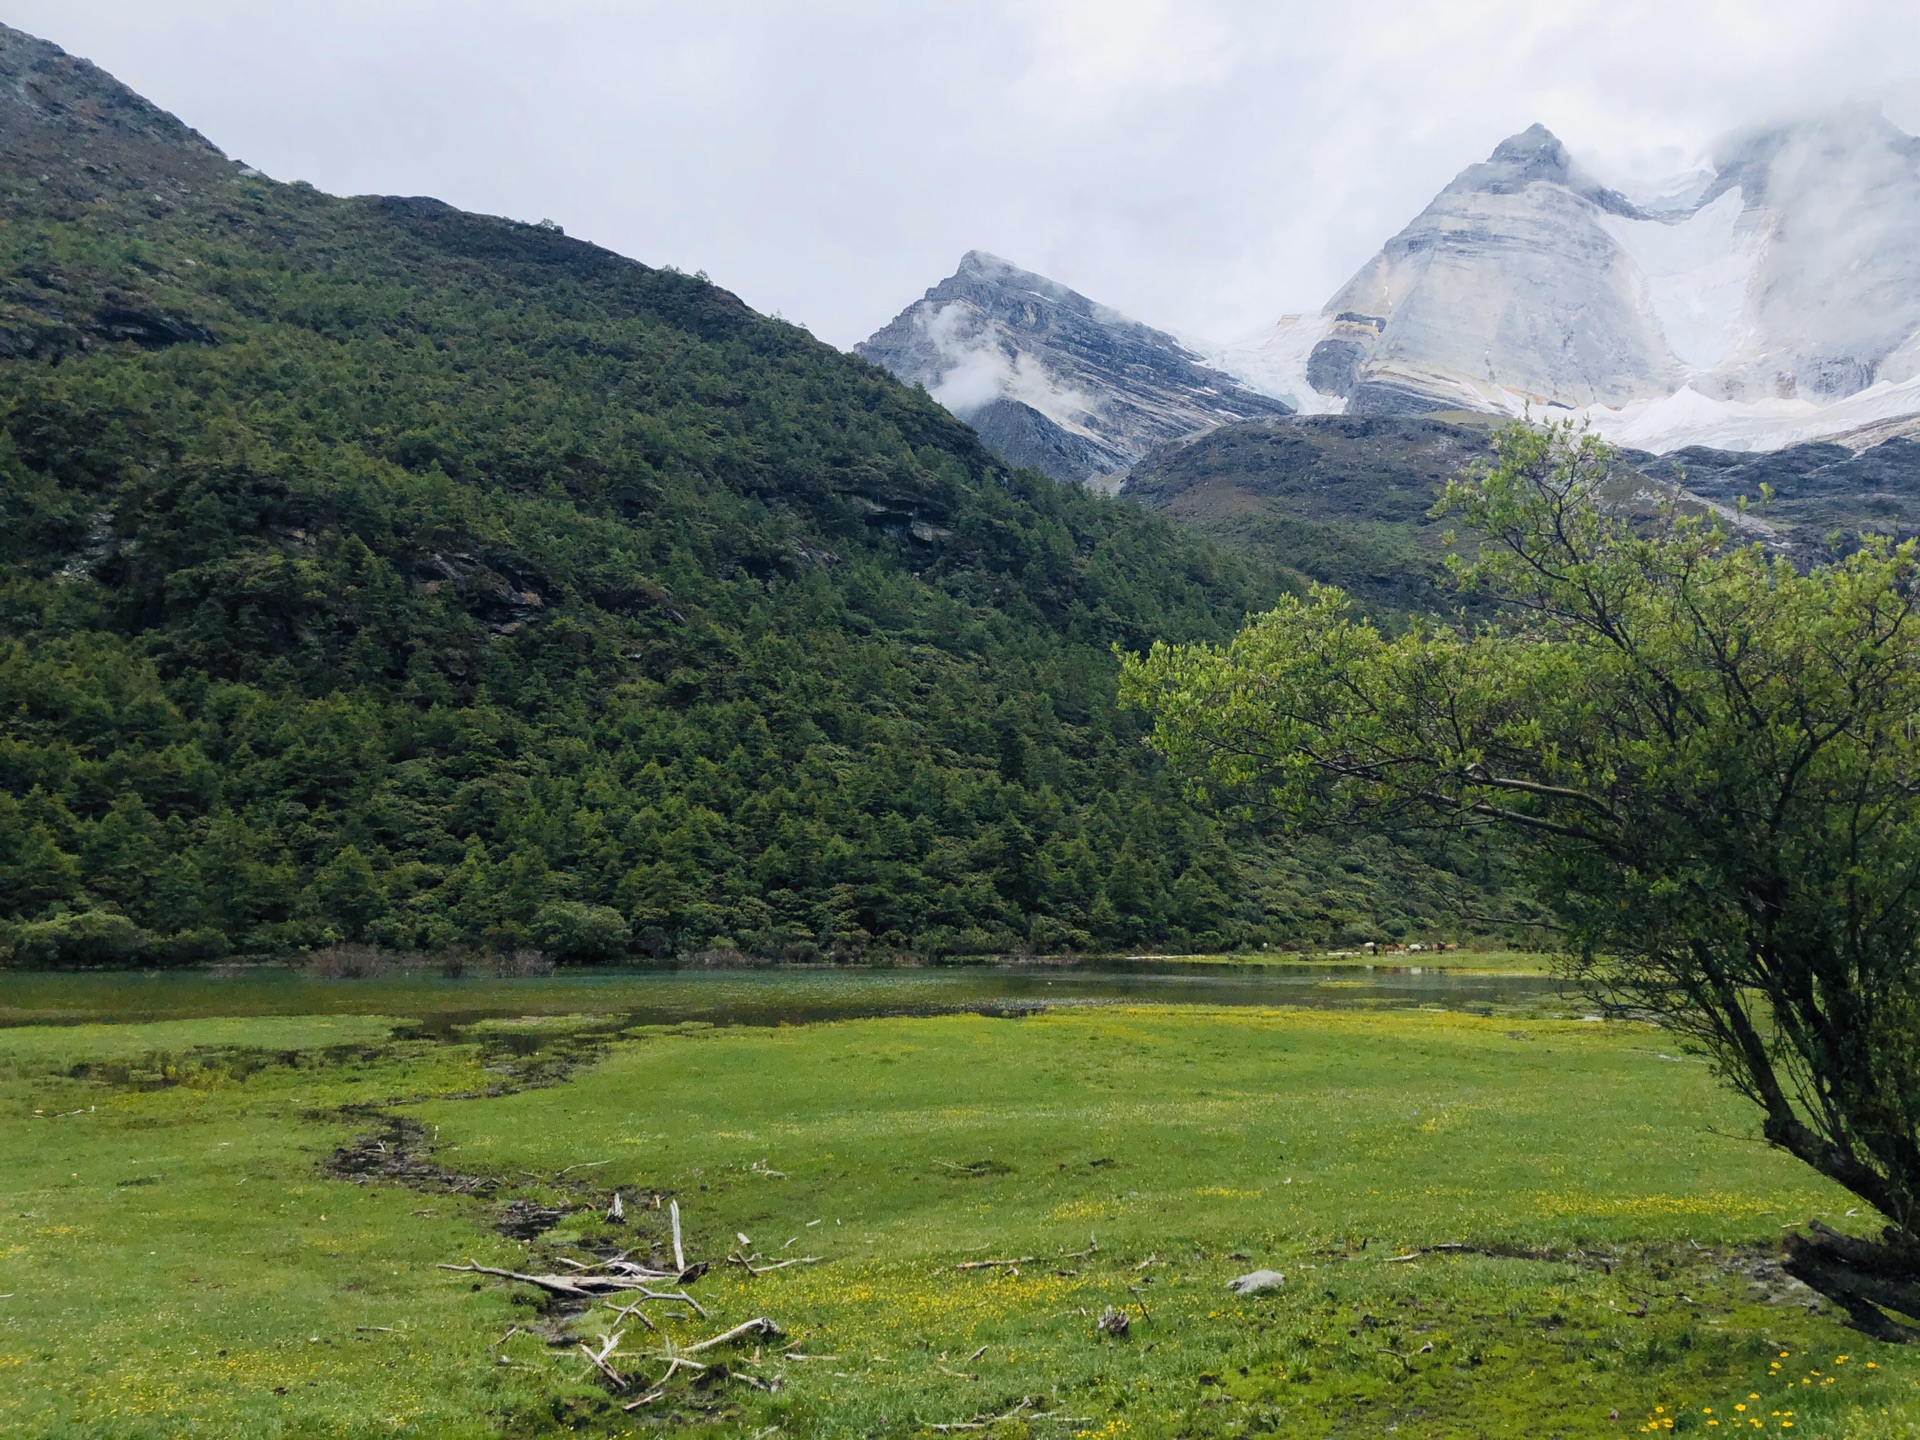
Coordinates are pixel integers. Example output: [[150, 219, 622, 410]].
[[1228, 111, 1920, 452], [857, 251, 1291, 485], [1305, 124, 1684, 417]]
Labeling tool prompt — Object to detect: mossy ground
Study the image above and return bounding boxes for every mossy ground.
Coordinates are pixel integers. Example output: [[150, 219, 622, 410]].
[[1, 1001, 1914, 1437]]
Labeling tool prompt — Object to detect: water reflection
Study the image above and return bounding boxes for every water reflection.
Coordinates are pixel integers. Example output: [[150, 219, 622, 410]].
[[0, 960, 1568, 1030]]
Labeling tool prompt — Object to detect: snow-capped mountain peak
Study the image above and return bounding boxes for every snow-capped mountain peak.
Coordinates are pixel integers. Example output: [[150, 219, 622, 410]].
[[856, 252, 1291, 485]]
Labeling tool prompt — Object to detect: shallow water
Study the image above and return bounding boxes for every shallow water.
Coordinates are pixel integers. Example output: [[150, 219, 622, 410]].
[[0, 960, 1568, 1030]]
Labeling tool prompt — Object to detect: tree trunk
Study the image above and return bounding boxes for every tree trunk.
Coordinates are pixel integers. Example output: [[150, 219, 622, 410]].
[[1783, 1221, 1920, 1341]]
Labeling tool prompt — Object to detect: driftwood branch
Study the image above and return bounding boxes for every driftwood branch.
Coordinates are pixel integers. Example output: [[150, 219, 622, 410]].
[[670, 1200, 686, 1273], [683, 1317, 785, 1354], [930, 1398, 1094, 1433], [438, 1260, 701, 1302], [728, 1250, 825, 1276], [579, 1332, 628, 1389]]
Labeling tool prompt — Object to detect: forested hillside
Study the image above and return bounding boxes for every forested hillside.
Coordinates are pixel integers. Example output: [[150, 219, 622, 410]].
[[0, 24, 1512, 964]]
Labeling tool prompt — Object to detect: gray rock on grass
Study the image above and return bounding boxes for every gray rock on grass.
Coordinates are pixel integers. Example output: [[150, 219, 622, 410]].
[[1227, 1269, 1285, 1295]]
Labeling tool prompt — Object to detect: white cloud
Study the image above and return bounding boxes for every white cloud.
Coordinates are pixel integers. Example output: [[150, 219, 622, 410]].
[[11, 1, 1920, 346]]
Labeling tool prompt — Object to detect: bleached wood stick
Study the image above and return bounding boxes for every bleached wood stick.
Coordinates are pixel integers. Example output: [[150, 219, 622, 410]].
[[683, 1316, 784, 1354], [670, 1200, 686, 1273]]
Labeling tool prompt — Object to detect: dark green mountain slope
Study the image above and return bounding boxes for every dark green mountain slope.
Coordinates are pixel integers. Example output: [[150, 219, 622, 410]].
[[0, 25, 1508, 963], [1125, 414, 1920, 620], [1121, 414, 1497, 617]]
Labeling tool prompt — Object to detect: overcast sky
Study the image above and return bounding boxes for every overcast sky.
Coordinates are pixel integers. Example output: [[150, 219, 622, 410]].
[[15, 1, 1920, 347]]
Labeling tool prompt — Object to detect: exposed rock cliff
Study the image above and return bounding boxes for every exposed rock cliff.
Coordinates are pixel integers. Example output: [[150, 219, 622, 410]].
[[857, 251, 1291, 485]]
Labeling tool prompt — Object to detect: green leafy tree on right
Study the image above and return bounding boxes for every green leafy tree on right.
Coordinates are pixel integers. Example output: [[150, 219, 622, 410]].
[[1122, 421, 1920, 1338]]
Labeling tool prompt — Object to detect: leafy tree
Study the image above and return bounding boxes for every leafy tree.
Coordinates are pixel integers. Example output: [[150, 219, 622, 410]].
[[1123, 422, 1920, 1336]]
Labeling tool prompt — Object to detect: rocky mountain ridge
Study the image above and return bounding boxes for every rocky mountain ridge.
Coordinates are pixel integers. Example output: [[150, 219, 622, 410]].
[[856, 251, 1291, 486], [1228, 110, 1920, 453], [866, 111, 1920, 478]]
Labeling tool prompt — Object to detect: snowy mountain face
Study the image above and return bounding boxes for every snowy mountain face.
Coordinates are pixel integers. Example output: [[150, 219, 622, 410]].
[[1301, 124, 1685, 416], [1212, 111, 1920, 454], [856, 251, 1291, 485]]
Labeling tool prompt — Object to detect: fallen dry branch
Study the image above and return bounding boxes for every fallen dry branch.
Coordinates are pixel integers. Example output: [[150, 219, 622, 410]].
[[438, 1260, 708, 1305], [579, 1332, 628, 1389], [671, 1199, 686, 1273], [600, 1299, 659, 1332], [440, 1260, 668, 1298], [929, 1398, 1093, 1433], [728, 1250, 825, 1276], [951, 1257, 1035, 1271], [684, 1317, 785, 1354]]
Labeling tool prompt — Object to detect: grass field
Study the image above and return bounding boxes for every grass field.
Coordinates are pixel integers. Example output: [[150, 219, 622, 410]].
[[2, 999, 1913, 1437]]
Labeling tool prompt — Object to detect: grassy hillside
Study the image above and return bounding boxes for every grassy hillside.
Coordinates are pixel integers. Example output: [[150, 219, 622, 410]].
[[0, 25, 1526, 964]]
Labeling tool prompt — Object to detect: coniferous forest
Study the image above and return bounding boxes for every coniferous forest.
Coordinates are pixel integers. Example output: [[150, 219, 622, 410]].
[[0, 36, 1511, 965]]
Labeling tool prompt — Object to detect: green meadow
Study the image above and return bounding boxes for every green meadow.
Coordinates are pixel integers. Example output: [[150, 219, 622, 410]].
[[1, 987, 1913, 1437]]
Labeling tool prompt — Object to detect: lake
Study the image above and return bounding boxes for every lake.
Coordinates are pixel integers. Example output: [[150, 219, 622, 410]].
[[0, 959, 1570, 1030]]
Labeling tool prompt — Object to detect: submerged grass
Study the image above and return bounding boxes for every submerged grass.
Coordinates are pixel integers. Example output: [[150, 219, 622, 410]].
[[1, 1002, 1914, 1436]]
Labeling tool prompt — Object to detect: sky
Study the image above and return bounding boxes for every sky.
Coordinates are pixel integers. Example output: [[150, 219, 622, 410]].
[[14, 1, 1920, 349]]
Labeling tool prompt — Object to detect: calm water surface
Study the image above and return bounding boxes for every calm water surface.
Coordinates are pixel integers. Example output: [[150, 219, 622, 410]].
[[0, 961, 1568, 1030]]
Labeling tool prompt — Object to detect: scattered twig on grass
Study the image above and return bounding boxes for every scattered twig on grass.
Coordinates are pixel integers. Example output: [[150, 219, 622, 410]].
[[1125, 1283, 1151, 1319], [932, 1398, 1033, 1432], [952, 1257, 1035, 1272], [601, 1299, 659, 1332], [966, 1345, 987, 1363], [729, 1250, 825, 1276], [559, 1160, 610, 1176], [930, 1398, 1092, 1432], [579, 1331, 628, 1389], [1132, 1254, 1161, 1270], [621, 1387, 666, 1411], [670, 1199, 686, 1273], [683, 1317, 785, 1354], [1385, 1253, 1421, 1264], [438, 1260, 704, 1303], [355, 1325, 394, 1333]]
